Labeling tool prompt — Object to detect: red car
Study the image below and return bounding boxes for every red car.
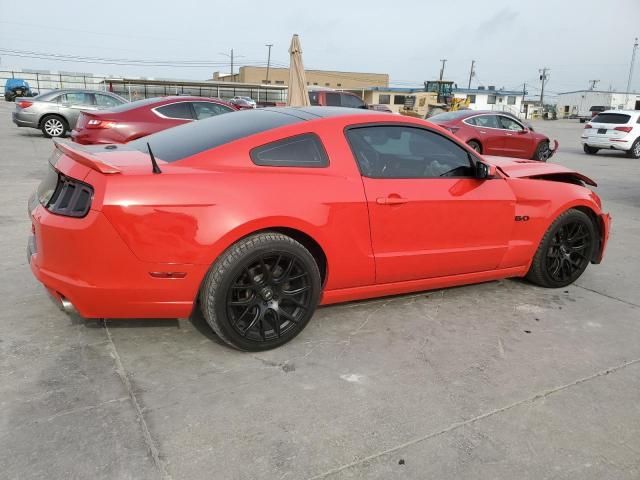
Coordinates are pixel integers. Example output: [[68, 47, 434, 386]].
[[429, 110, 557, 161], [28, 107, 610, 351], [71, 96, 237, 145]]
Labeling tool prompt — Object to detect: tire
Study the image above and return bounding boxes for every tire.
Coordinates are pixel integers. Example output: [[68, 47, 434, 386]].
[[526, 209, 596, 288], [627, 138, 640, 159], [200, 232, 322, 351], [5, 92, 16, 102], [40, 115, 68, 138], [579, 118, 586, 123], [533, 141, 551, 161], [583, 145, 599, 155], [467, 140, 482, 153]]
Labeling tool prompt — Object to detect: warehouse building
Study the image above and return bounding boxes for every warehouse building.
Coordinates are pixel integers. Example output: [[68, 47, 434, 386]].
[[556, 90, 640, 119], [213, 66, 389, 89]]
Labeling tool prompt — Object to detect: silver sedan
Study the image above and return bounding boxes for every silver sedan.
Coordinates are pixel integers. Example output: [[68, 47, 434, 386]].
[[12, 89, 127, 138]]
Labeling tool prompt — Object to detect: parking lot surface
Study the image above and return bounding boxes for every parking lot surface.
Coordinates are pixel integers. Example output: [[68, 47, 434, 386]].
[[1, 102, 639, 479]]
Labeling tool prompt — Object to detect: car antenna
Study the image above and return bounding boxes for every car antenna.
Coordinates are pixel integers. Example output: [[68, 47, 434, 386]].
[[147, 142, 162, 174]]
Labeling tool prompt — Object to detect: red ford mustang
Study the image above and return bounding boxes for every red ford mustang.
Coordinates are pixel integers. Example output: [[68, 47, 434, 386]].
[[28, 107, 611, 351], [71, 96, 237, 145], [429, 110, 557, 161]]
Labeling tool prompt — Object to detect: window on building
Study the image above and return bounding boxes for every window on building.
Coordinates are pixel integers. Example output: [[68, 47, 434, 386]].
[[275, 80, 285, 85], [251, 134, 328, 167], [507, 95, 516, 105], [155, 102, 194, 120], [487, 95, 497, 104], [262, 80, 272, 84], [393, 95, 406, 105], [346, 126, 474, 178], [379, 94, 391, 104], [337, 83, 342, 87], [313, 82, 318, 86], [467, 94, 476, 104], [325, 83, 330, 87]]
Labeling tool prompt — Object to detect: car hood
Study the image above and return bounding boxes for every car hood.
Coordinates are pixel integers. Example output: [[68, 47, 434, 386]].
[[483, 156, 597, 187]]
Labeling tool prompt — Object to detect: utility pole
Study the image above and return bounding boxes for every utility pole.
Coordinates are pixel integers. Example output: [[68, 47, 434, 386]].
[[439, 59, 447, 81], [219, 49, 244, 82], [265, 43, 274, 83], [625, 37, 638, 106], [539, 67, 549, 106], [467, 60, 475, 89], [588, 79, 600, 90], [522, 83, 527, 117]]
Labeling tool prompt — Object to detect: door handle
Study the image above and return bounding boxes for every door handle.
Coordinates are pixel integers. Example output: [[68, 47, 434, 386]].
[[479, 130, 487, 134], [376, 196, 409, 205]]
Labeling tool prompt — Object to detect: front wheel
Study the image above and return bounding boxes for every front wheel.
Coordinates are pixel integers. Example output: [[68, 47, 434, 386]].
[[533, 141, 551, 161], [200, 232, 321, 351], [526, 209, 596, 288]]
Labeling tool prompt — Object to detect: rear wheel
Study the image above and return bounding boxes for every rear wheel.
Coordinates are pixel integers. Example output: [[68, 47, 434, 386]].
[[627, 138, 640, 159], [41, 115, 68, 138], [583, 145, 599, 155], [467, 140, 482, 153], [526, 209, 596, 288], [533, 141, 551, 161], [200, 232, 321, 351]]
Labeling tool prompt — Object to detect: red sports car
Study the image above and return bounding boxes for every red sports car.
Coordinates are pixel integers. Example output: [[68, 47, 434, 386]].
[[71, 96, 237, 145], [429, 110, 557, 161], [28, 107, 610, 351]]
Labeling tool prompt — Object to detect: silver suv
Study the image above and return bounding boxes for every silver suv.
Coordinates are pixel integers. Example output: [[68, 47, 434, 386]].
[[12, 89, 127, 138]]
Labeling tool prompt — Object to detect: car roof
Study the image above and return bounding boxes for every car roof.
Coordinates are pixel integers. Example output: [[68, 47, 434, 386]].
[[263, 106, 379, 120]]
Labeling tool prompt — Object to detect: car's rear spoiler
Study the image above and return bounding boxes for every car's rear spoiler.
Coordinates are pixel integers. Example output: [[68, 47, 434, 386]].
[[53, 139, 121, 174]]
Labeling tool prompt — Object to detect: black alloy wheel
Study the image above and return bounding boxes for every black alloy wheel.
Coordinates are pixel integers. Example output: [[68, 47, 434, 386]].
[[200, 232, 321, 351], [544, 221, 592, 283], [527, 209, 596, 288], [226, 252, 311, 342]]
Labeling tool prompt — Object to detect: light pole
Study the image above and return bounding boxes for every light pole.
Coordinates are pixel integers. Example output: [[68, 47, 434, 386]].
[[265, 43, 273, 84]]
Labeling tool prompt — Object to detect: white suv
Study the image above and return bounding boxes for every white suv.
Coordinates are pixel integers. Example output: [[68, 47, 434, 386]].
[[581, 110, 640, 158]]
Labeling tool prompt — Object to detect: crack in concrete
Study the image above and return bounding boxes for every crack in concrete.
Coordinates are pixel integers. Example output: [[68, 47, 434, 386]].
[[574, 283, 640, 309], [307, 357, 640, 480], [102, 320, 171, 480]]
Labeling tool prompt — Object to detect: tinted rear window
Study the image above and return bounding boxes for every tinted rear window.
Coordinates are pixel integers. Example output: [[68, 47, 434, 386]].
[[592, 113, 631, 124], [130, 109, 303, 162], [251, 134, 328, 167]]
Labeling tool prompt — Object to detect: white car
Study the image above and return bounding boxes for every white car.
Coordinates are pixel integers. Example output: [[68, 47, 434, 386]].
[[581, 110, 640, 158]]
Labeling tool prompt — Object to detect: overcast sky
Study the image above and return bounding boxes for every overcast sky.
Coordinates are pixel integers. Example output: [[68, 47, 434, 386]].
[[1, 0, 639, 97]]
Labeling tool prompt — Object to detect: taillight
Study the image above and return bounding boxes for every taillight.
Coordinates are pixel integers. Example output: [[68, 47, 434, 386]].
[[44, 172, 93, 218], [614, 126, 633, 133], [86, 119, 116, 129], [584, 124, 592, 129], [17, 100, 33, 109]]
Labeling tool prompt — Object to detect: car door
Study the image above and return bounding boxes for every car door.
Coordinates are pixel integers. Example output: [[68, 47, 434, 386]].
[[59, 92, 97, 128], [497, 115, 530, 158], [465, 114, 505, 155], [346, 125, 515, 284]]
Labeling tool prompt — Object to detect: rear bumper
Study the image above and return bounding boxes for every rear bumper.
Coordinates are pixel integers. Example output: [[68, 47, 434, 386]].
[[581, 135, 633, 151], [12, 111, 37, 128], [27, 205, 206, 319]]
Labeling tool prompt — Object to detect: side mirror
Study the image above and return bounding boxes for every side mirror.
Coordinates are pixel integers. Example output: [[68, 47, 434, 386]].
[[475, 161, 496, 179]]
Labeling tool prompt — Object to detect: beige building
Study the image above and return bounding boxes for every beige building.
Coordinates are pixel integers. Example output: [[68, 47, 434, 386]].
[[212, 66, 388, 89]]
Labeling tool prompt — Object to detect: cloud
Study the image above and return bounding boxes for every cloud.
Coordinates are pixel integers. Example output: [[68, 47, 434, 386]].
[[474, 7, 519, 37]]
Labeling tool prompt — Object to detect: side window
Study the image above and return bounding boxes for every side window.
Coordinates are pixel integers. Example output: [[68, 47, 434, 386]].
[[346, 126, 474, 179], [325, 92, 341, 106], [155, 102, 194, 120], [341, 94, 365, 109], [472, 115, 500, 128], [192, 102, 233, 120], [498, 116, 524, 131], [251, 134, 328, 168], [61, 92, 94, 105], [95, 94, 122, 108], [309, 92, 320, 106]]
